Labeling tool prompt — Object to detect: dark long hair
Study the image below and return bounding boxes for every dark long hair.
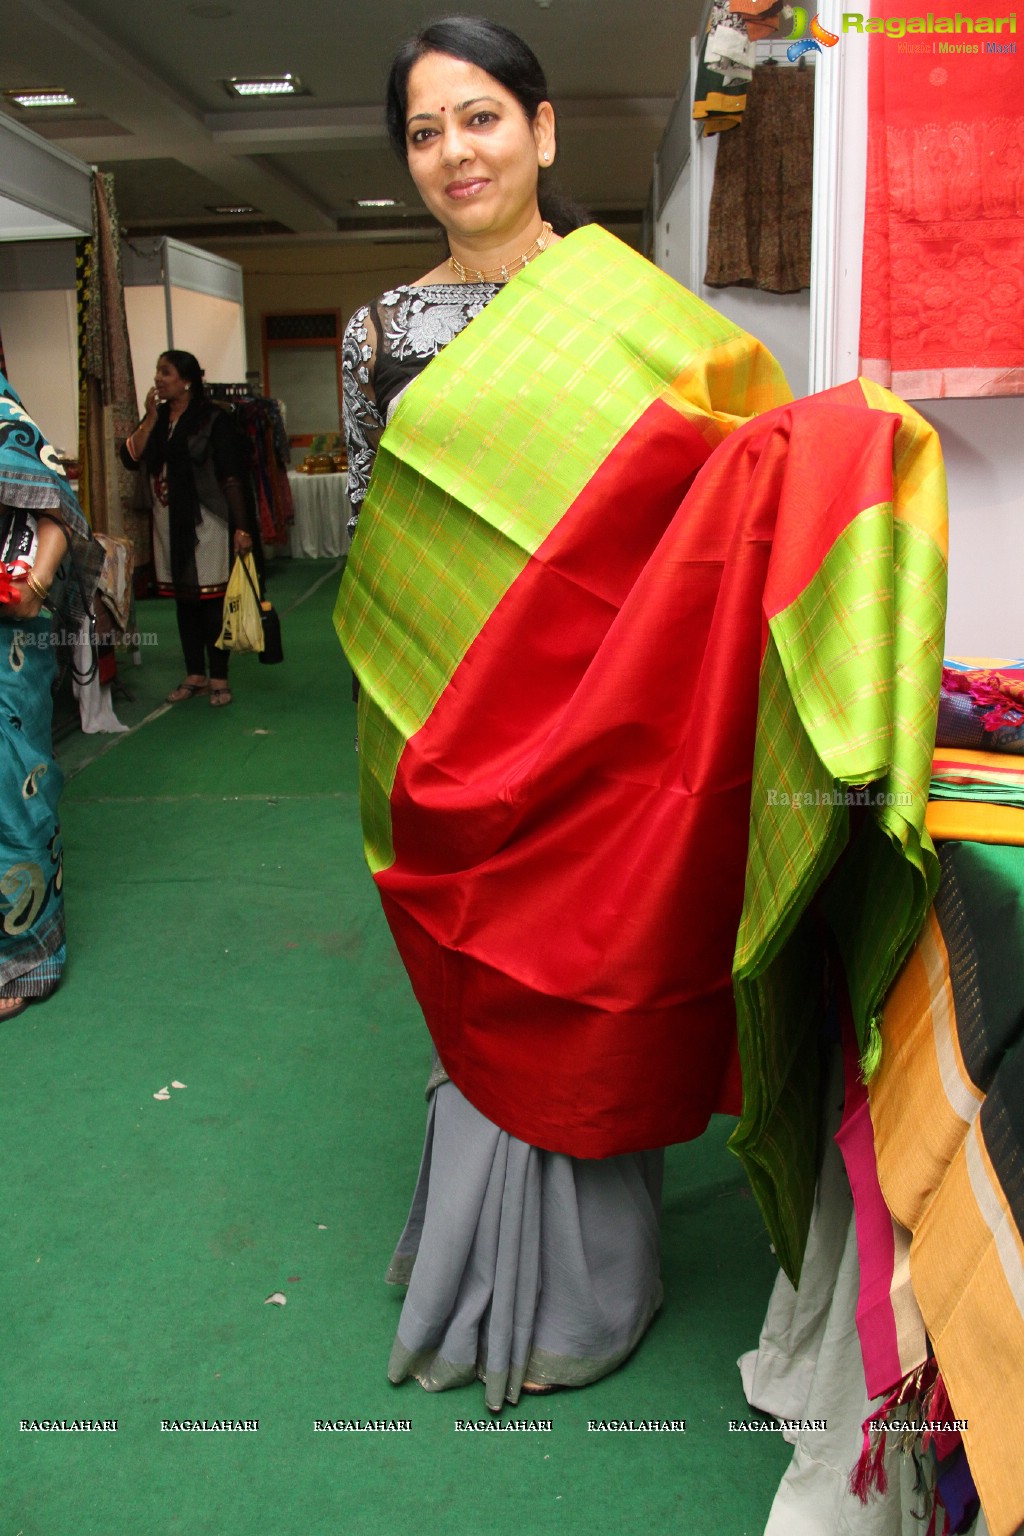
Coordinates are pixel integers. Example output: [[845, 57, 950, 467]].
[[385, 14, 589, 237], [160, 349, 206, 401]]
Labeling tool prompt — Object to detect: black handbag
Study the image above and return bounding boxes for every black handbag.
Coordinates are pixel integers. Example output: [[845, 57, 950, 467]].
[[240, 556, 284, 665], [258, 603, 284, 666]]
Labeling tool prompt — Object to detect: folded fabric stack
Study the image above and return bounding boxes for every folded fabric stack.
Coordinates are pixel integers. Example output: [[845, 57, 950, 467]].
[[926, 660, 1024, 844], [857, 655, 1024, 1536]]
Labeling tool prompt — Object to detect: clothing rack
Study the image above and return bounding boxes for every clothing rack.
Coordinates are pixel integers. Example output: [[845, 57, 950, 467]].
[[757, 37, 815, 63], [206, 381, 253, 402], [226, 394, 294, 547], [696, 0, 816, 67]]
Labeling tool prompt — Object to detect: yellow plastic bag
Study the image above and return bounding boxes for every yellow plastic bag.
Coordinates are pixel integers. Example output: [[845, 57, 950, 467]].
[[215, 553, 264, 653]]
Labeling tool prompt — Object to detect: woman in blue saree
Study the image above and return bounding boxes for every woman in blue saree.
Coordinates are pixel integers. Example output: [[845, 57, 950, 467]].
[[0, 371, 102, 1020]]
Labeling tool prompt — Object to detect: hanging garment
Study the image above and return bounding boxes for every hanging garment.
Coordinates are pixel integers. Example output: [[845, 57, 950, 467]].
[[234, 397, 293, 547], [75, 172, 142, 546], [705, 62, 815, 294], [859, 0, 1024, 398]]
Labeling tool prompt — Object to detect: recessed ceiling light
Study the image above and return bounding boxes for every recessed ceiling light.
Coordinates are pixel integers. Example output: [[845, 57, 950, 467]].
[[354, 198, 403, 209], [223, 74, 305, 98], [206, 203, 260, 215], [5, 88, 78, 108]]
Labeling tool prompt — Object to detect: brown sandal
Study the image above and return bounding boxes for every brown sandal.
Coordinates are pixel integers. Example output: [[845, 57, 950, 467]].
[[166, 679, 209, 703], [209, 685, 233, 708]]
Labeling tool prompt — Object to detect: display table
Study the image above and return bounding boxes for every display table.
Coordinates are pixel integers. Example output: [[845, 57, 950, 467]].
[[287, 471, 351, 559]]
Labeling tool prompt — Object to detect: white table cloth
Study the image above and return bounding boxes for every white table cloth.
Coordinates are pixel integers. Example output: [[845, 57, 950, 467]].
[[287, 472, 351, 559]]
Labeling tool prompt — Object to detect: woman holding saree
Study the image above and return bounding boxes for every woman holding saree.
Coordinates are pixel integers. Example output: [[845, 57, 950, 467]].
[[0, 371, 102, 1020], [338, 15, 805, 1411], [342, 17, 671, 1410]]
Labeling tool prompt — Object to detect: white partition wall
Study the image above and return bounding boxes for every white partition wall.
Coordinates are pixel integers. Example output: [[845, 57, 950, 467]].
[[2, 228, 247, 463], [653, 38, 812, 400], [123, 286, 168, 409], [123, 239, 246, 413], [0, 120, 91, 446], [0, 245, 80, 450]]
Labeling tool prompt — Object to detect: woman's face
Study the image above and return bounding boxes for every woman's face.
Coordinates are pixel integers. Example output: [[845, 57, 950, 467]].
[[154, 356, 189, 403], [403, 52, 555, 246]]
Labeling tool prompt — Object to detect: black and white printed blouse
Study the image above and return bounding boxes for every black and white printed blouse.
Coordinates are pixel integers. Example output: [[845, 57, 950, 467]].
[[342, 281, 501, 527]]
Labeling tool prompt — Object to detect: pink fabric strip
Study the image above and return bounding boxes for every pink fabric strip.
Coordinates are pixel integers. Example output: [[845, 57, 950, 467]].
[[835, 999, 909, 1399]]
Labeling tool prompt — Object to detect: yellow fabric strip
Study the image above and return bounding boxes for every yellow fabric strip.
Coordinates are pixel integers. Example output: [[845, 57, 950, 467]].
[[873, 902, 1024, 1536], [925, 800, 1024, 845]]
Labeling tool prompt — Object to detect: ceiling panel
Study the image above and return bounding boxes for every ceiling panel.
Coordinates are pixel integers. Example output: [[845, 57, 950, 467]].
[[98, 158, 246, 221], [63, 0, 697, 108], [1, 0, 699, 239]]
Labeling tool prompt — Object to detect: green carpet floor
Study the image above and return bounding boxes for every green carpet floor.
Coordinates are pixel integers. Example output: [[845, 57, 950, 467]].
[[3, 560, 790, 1535]]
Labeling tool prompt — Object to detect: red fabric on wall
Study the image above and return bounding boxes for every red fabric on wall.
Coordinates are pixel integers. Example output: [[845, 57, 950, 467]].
[[859, 0, 1024, 399]]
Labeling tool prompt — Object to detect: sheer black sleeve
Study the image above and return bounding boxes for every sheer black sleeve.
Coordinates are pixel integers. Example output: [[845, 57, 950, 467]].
[[342, 303, 386, 523]]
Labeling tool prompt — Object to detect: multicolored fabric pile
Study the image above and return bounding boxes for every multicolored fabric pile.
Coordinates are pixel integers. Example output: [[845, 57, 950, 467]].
[[926, 661, 1024, 845], [869, 841, 1024, 1536]]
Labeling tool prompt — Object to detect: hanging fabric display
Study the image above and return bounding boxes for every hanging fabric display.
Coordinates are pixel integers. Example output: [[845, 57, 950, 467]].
[[859, 0, 1024, 398], [75, 172, 142, 542], [204, 388, 294, 548], [237, 396, 294, 547], [693, 0, 754, 132], [704, 62, 815, 293]]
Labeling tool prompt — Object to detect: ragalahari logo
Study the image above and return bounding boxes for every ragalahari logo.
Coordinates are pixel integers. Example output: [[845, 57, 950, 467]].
[[787, 8, 841, 58]]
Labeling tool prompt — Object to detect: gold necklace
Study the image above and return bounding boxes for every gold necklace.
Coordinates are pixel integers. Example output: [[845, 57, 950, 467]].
[[448, 222, 553, 284]]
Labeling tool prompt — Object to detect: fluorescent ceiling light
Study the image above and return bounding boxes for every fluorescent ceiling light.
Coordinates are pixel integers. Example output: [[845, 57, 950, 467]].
[[206, 203, 259, 214], [5, 89, 78, 108], [224, 74, 304, 98], [354, 198, 403, 209]]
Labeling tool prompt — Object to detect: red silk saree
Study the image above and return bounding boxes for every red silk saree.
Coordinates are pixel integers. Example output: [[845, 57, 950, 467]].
[[336, 226, 947, 1280]]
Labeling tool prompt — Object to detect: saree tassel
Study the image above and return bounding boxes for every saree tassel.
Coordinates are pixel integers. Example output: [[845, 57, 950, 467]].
[[850, 1421, 889, 1502], [924, 1491, 951, 1536], [861, 1015, 884, 1082], [921, 1372, 951, 1448]]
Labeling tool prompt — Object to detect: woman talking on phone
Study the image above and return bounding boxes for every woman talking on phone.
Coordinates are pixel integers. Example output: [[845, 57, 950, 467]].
[[122, 350, 255, 708]]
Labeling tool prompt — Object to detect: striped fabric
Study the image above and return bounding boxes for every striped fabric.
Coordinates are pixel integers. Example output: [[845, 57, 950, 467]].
[[339, 226, 787, 877], [871, 845, 1024, 1536], [927, 800, 1024, 846], [731, 381, 947, 1276], [335, 226, 948, 1281], [836, 1002, 928, 1400], [930, 663, 1024, 841]]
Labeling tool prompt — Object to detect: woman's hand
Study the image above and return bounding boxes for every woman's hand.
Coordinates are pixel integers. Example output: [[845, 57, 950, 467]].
[[143, 386, 160, 422], [5, 581, 45, 620], [233, 529, 253, 556]]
